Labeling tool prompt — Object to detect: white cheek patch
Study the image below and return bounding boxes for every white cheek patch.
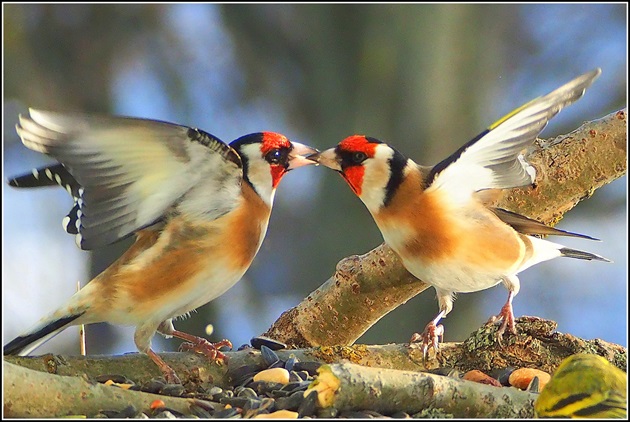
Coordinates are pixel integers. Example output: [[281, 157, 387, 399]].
[[239, 143, 275, 207], [358, 146, 394, 212]]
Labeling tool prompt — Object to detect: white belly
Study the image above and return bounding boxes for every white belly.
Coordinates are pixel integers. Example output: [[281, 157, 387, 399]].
[[403, 256, 504, 293]]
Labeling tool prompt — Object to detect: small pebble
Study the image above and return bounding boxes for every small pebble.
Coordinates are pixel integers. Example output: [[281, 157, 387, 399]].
[[253, 368, 290, 385], [509, 367, 551, 390]]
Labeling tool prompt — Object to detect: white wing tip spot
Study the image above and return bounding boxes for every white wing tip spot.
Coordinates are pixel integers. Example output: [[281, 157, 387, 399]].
[[518, 154, 537, 183]]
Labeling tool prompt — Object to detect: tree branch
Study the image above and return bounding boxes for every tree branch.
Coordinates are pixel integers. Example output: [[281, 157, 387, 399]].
[[263, 109, 627, 347], [4, 317, 626, 417], [306, 362, 537, 417]]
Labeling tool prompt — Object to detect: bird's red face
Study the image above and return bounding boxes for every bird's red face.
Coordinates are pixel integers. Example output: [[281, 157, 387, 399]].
[[259, 132, 318, 188], [231, 132, 318, 203], [315, 135, 380, 196]]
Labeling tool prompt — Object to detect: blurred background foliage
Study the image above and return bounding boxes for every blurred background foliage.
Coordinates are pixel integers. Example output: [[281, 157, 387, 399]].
[[3, 4, 627, 357]]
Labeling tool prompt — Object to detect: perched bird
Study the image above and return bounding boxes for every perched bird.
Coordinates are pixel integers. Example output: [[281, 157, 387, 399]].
[[534, 353, 627, 418], [313, 69, 610, 358], [4, 109, 318, 383]]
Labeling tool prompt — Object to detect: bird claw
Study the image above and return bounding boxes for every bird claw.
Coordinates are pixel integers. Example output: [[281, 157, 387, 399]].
[[410, 322, 444, 364], [487, 302, 516, 346], [179, 338, 233, 364], [162, 368, 182, 385]]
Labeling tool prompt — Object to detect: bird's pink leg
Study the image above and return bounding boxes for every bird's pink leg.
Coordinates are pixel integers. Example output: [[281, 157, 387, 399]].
[[172, 329, 233, 364], [410, 310, 446, 362], [147, 349, 181, 384], [487, 289, 518, 345]]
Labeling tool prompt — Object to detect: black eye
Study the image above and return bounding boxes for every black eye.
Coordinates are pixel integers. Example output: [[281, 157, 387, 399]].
[[352, 151, 368, 163], [265, 149, 286, 164]]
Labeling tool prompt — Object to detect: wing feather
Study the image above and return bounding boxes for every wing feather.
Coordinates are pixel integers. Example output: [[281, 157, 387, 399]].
[[426, 69, 601, 203], [14, 109, 243, 249]]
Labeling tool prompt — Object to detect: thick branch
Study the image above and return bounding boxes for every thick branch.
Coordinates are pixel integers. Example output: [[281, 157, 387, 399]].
[[5, 318, 626, 387], [5, 317, 626, 417], [263, 110, 627, 347], [3, 362, 220, 418], [306, 362, 536, 417]]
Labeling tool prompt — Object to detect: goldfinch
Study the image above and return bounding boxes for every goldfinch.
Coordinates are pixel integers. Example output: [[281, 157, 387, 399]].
[[4, 109, 318, 383], [313, 69, 609, 357]]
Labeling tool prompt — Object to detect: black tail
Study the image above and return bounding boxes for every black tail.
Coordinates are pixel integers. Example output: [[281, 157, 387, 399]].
[[3, 313, 84, 355], [492, 208, 601, 241], [560, 247, 611, 262]]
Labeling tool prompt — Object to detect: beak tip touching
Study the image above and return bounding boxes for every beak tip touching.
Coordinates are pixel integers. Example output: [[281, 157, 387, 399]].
[[288, 142, 320, 170], [311, 148, 341, 171], [306, 151, 321, 166]]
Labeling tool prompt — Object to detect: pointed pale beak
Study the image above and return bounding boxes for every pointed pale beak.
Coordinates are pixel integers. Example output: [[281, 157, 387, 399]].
[[307, 148, 342, 171], [288, 142, 320, 170]]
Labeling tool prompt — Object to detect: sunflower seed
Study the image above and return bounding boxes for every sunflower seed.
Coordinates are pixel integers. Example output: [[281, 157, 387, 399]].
[[250, 336, 287, 351]]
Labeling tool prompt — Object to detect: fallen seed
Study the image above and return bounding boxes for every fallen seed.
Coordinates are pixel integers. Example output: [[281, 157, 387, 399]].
[[253, 368, 290, 385]]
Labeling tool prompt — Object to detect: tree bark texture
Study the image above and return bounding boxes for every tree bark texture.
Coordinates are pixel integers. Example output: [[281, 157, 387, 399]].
[[4, 317, 626, 417]]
